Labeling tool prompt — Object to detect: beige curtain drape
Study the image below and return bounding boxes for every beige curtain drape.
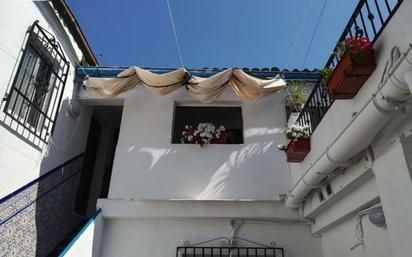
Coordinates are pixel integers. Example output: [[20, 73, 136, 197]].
[[85, 66, 286, 103]]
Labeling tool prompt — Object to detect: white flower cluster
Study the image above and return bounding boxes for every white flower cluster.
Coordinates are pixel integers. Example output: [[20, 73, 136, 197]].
[[180, 123, 226, 145], [277, 124, 310, 151], [277, 144, 288, 151], [284, 124, 310, 140], [196, 123, 225, 145]]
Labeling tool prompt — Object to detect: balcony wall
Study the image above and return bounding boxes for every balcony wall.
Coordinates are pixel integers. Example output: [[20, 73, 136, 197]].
[[108, 87, 291, 200], [99, 218, 322, 257]]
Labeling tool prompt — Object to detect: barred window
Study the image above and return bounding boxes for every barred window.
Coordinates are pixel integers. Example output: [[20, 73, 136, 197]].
[[3, 21, 69, 143]]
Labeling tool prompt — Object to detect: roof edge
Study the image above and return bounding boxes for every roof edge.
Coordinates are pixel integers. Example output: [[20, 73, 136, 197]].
[[50, 0, 98, 66]]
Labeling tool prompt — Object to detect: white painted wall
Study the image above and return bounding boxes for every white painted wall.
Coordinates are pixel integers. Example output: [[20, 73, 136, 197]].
[[0, 0, 92, 198], [288, 0, 412, 186], [321, 216, 392, 257], [97, 82, 307, 257], [62, 210, 104, 257], [109, 87, 291, 200], [372, 138, 412, 257], [100, 217, 322, 257], [288, 1, 412, 257]]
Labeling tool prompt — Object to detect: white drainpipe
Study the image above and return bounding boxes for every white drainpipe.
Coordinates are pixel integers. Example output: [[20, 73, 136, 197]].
[[286, 44, 412, 208]]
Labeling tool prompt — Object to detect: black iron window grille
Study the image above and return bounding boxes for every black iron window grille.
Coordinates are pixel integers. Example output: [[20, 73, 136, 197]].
[[296, 0, 404, 134], [2, 21, 69, 143], [176, 237, 284, 257]]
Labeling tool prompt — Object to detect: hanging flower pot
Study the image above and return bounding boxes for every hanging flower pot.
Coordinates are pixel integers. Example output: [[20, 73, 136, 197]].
[[278, 124, 311, 163], [327, 37, 376, 99], [286, 138, 311, 162], [210, 133, 229, 144]]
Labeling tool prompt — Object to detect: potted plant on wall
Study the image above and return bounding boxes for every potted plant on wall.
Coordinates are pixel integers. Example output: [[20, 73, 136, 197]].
[[285, 82, 306, 122], [326, 37, 376, 99], [321, 67, 334, 86], [278, 124, 310, 162]]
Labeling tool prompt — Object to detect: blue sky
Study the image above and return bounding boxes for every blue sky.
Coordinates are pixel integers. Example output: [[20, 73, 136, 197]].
[[67, 0, 358, 69]]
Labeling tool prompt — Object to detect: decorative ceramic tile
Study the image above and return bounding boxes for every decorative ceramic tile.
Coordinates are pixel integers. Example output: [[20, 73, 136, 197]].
[[0, 156, 84, 257]]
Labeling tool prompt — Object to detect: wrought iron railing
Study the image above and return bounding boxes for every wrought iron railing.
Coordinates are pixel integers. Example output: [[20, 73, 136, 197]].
[[176, 237, 284, 257], [296, 0, 404, 134]]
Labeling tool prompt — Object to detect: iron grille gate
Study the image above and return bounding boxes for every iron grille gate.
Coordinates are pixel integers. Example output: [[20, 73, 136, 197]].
[[176, 237, 284, 257], [3, 21, 69, 143]]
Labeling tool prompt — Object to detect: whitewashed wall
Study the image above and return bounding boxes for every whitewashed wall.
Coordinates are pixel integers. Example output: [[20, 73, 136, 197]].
[[288, 1, 412, 257], [288, 0, 412, 186], [108, 86, 291, 200], [100, 218, 322, 257], [0, 0, 92, 198], [320, 216, 392, 257], [90, 85, 317, 257], [62, 210, 104, 257]]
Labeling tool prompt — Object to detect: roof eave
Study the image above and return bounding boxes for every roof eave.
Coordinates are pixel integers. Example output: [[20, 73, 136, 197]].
[[50, 0, 98, 66]]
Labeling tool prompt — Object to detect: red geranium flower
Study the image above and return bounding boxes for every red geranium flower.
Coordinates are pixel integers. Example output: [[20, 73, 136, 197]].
[[342, 37, 372, 64]]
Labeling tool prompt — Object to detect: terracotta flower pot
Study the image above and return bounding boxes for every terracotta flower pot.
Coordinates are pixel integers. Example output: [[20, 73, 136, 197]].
[[286, 138, 311, 162], [210, 134, 228, 144], [327, 50, 376, 99]]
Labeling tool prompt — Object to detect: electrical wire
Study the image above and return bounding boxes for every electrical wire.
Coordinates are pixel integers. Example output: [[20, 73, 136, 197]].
[[165, 0, 185, 68], [350, 204, 382, 251], [46, 103, 85, 150], [301, 0, 329, 68]]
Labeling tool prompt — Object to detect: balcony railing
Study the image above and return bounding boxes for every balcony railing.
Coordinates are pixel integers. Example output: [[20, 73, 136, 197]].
[[296, 0, 404, 134]]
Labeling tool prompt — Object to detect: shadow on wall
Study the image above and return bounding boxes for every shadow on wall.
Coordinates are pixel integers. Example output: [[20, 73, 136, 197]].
[[0, 98, 92, 256], [34, 97, 91, 256], [0, 108, 45, 151], [197, 125, 284, 199], [196, 141, 275, 199], [121, 125, 288, 200]]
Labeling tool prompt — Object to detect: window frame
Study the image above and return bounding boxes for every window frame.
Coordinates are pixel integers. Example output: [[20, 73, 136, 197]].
[[171, 102, 244, 145], [2, 21, 70, 143]]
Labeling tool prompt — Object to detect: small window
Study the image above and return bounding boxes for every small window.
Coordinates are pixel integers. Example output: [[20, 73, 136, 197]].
[[172, 106, 243, 144], [2, 22, 69, 143]]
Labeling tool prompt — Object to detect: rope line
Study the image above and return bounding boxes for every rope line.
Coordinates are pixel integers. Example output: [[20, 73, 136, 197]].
[[279, 0, 314, 113], [165, 0, 185, 68], [233, 0, 241, 67], [301, 0, 328, 68], [282, 0, 314, 72]]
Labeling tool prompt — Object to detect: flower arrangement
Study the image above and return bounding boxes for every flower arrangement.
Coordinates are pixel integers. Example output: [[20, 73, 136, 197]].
[[181, 123, 226, 146], [335, 37, 373, 64], [327, 36, 376, 100], [277, 124, 310, 151]]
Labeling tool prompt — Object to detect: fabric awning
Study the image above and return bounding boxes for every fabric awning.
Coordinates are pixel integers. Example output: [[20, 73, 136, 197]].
[[85, 66, 286, 103]]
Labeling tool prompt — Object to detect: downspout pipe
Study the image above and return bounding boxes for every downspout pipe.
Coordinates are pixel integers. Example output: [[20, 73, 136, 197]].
[[286, 44, 412, 208]]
